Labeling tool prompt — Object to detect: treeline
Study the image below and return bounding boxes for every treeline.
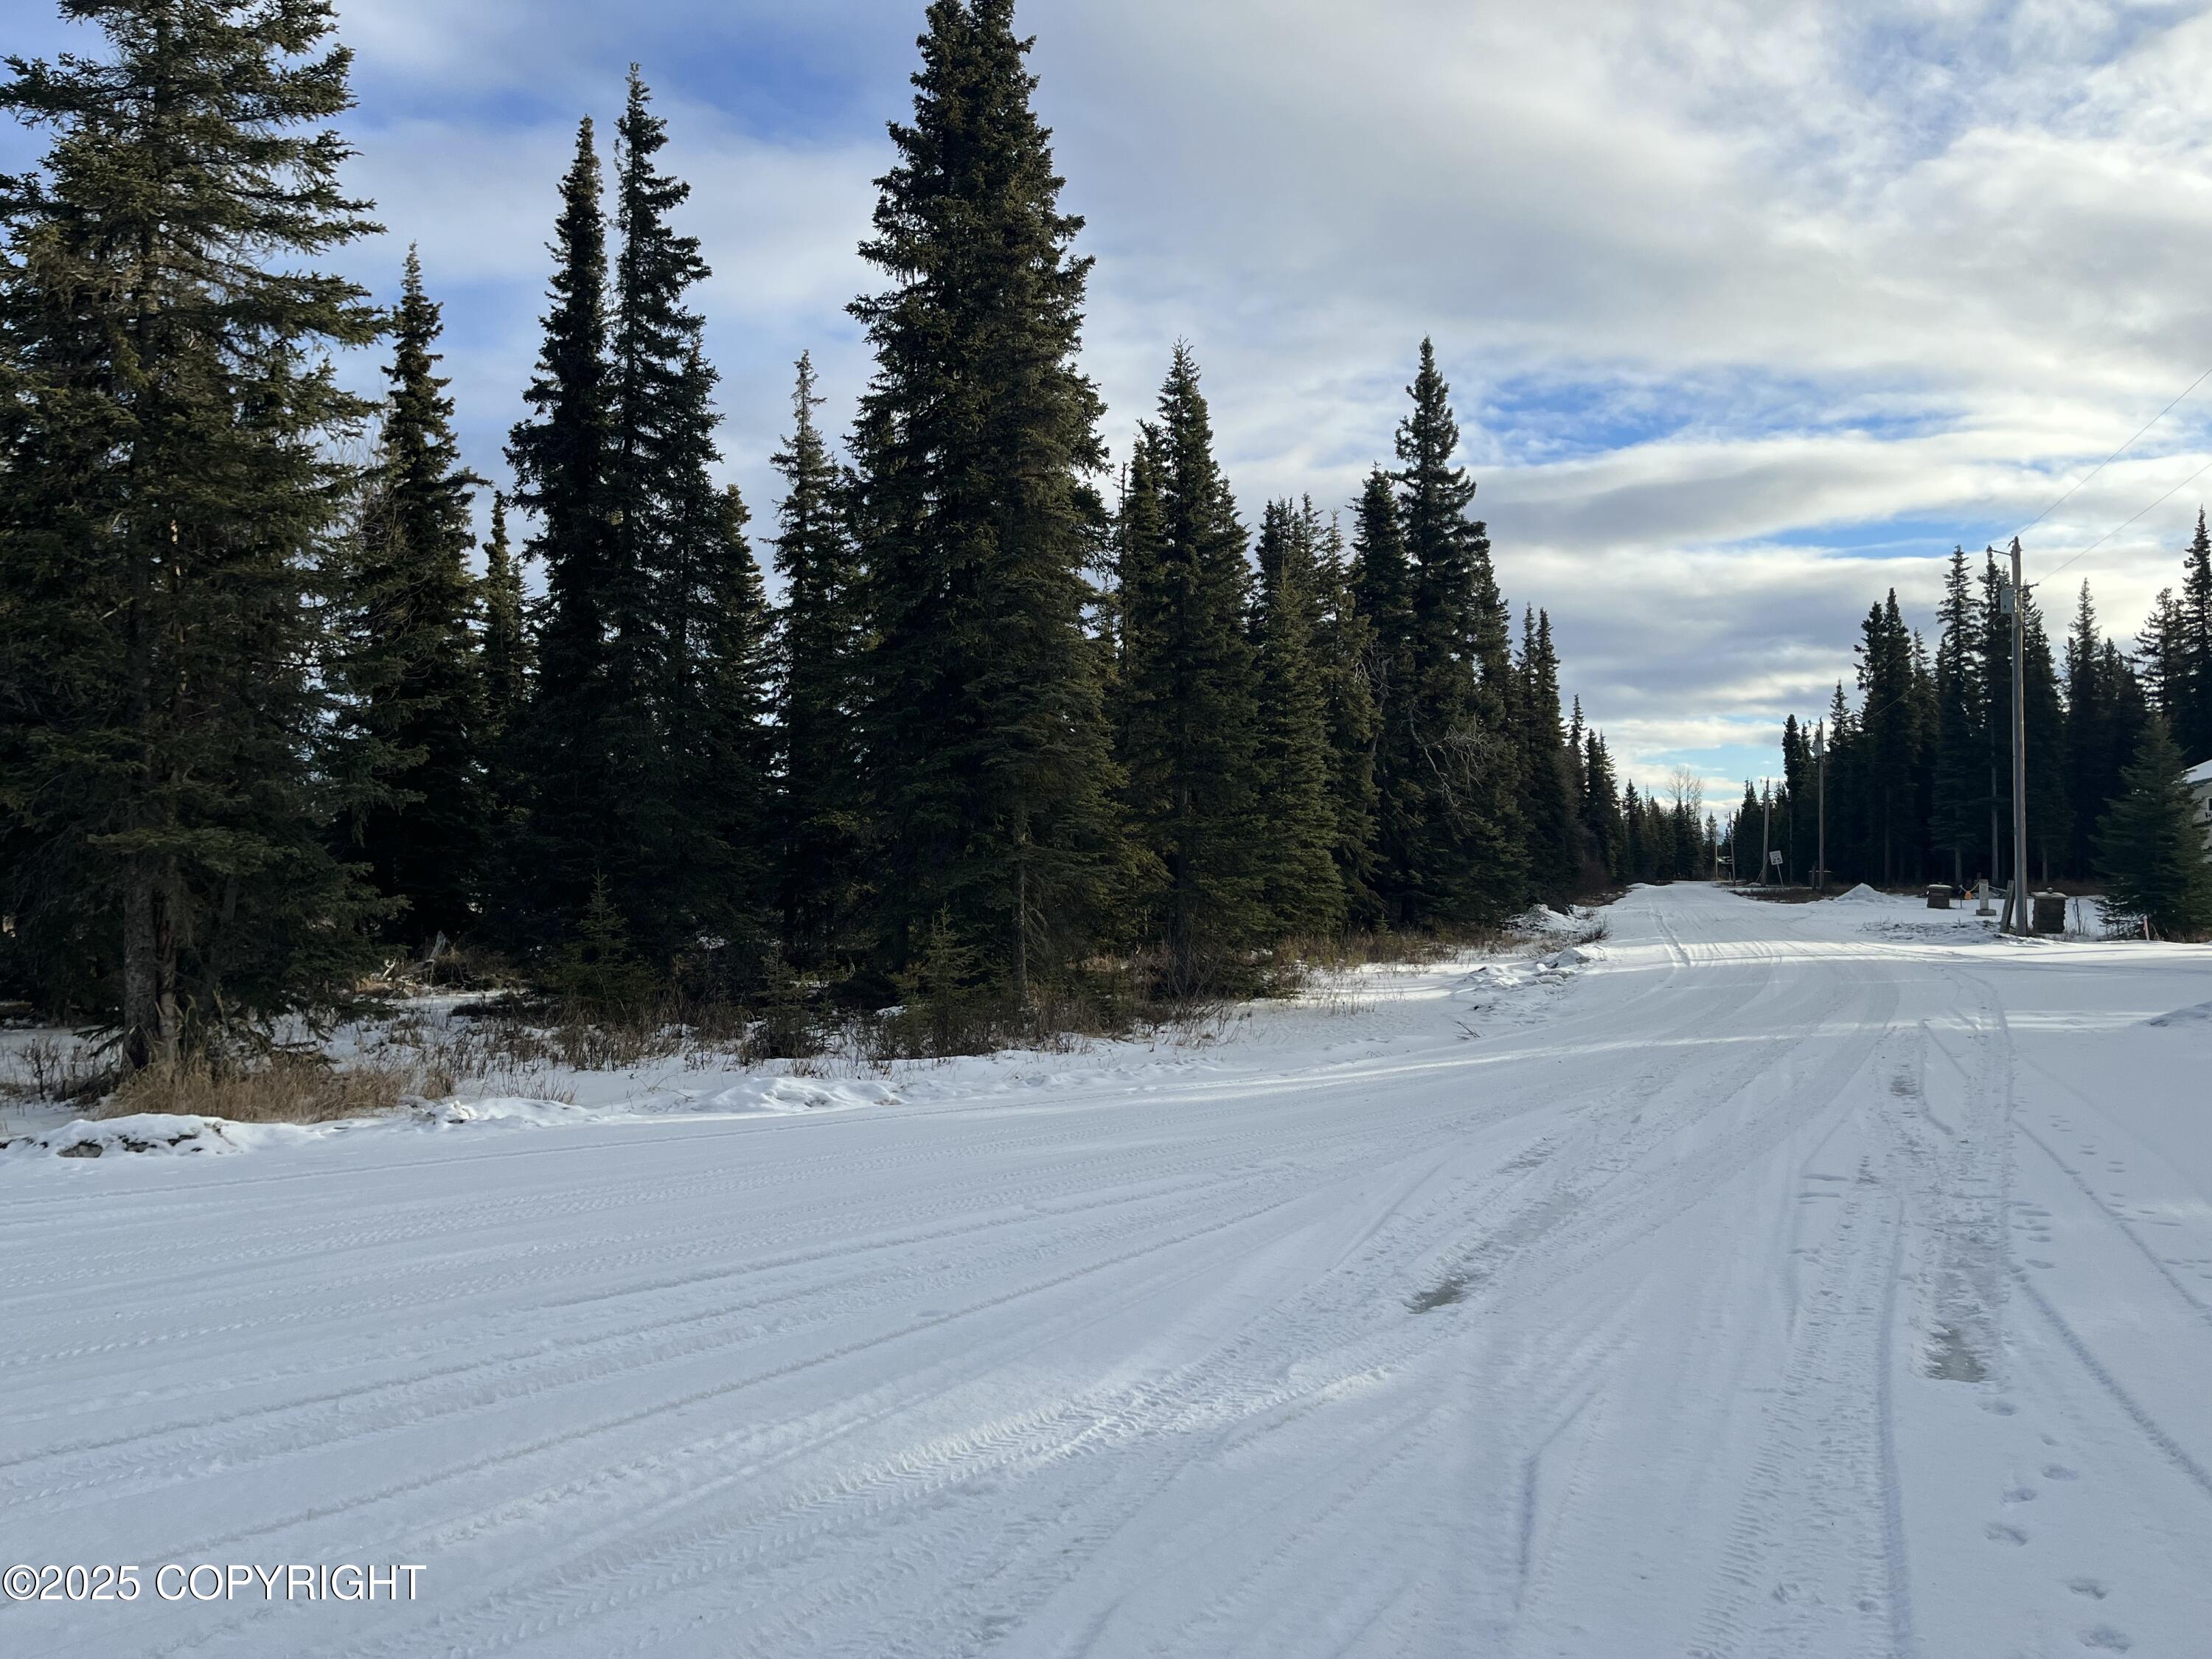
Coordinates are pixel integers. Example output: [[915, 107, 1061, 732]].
[[1721, 529, 2212, 925], [0, 0, 1640, 1068]]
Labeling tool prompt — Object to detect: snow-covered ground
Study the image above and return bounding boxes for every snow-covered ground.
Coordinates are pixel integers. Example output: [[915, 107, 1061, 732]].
[[4, 883, 2208, 1658]]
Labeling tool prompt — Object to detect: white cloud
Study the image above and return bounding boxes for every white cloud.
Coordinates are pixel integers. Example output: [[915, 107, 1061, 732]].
[[18, 0, 2212, 787]]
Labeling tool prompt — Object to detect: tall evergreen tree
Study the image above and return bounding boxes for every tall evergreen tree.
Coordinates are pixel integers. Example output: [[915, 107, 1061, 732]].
[[848, 0, 1122, 998], [652, 347, 776, 983], [1582, 728, 1624, 883], [1310, 502, 1381, 923], [481, 492, 530, 743], [1251, 498, 1345, 939], [2096, 713, 2212, 938], [2020, 588, 2067, 883], [1930, 548, 1984, 885], [2137, 586, 2186, 720], [1515, 608, 1577, 900], [1855, 589, 1919, 885], [772, 352, 868, 966], [2174, 509, 2212, 765], [1394, 338, 1521, 920], [337, 248, 487, 947], [0, 0, 386, 1062], [1116, 349, 1265, 989], [507, 115, 614, 939], [1351, 465, 1419, 922]]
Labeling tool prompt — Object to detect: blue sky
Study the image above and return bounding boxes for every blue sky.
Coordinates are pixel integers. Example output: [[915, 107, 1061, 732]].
[[13, 0, 2212, 801]]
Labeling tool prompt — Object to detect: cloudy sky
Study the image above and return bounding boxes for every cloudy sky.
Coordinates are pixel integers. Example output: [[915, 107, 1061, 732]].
[[15, 0, 2212, 794]]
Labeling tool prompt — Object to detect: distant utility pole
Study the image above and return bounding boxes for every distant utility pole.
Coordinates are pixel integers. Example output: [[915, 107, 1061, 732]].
[[1760, 779, 1772, 887], [2001, 538, 2032, 936], [1814, 723, 1827, 894]]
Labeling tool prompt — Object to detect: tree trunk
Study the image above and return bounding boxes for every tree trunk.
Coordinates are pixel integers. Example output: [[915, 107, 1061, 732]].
[[121, 861, 178, 1074]]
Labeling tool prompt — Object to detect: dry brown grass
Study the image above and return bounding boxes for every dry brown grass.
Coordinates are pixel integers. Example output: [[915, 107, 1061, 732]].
[[100, 1053, 431, 1124]]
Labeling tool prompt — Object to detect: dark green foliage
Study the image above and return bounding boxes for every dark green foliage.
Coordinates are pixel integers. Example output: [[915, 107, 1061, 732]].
[[1515, 608, 1578, 902], [1352, 465, 1421, 918], [1854, 590, 1922, 886], [772, 351, 868, 966], [549, 873, 658, 1014], [506, 115, 614, 939], [1310, 503, 1381, 924], [2020, 590, 2066, 882], [1391, 338, 1521, 922], [2174, 509, 2212, 765], [1251, 498, 1346, 939], [336, 248, 487, 947], [1930, 548, 1983, 885], [848, 0, 1123, 999], [0, 0, 387, 1063], [481, 491, 530, 742], [2096, 714, 2212, 938], [1116, 350, 1265, 990]]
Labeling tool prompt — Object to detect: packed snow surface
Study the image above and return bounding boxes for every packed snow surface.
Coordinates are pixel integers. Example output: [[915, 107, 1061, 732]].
[[5, 884, 2211, 1658]]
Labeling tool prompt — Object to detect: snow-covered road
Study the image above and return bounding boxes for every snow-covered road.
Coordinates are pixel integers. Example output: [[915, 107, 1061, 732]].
[[6, 883, 2211, 1658]]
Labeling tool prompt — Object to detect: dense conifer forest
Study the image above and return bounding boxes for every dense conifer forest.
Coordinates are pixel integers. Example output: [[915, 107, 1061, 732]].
[[1723, 529, 2212, 932], [0, 0, 1688, 1071]]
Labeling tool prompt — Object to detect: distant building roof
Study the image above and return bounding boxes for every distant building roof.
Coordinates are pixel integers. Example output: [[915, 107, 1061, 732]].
[[2188, 758, 2212, 787]]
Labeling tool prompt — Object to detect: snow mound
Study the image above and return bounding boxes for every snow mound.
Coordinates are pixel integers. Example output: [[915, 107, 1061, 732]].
[[1, 1112, 238, 1161], [1545, 946, 1593, 970], [2144, 1001, 2212, 1029], [698, 1077, 897, 1115], [414, 1096, 588, 1128], [1833, 883, 1887, 903], [1512, 905, 1586, 936]]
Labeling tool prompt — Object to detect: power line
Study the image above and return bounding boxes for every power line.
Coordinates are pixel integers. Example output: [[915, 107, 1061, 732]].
[[2004, 364, 2212, 542], [2041, 451, 2212, 587]]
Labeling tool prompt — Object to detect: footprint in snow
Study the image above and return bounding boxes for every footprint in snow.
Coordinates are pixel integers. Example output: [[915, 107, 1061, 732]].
[[2067, 1578, 2107, 1599], [1985, 1523, 2029, 1545], [2044, 1464, 2079, 1481], [2003, 1486, 2037, 1503], [2080, 1627, 2132, 1652]]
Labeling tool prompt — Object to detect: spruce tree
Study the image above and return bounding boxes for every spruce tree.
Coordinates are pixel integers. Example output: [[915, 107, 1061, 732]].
[[338, 248, 488, 947], [0, 0, 385, 1062], [2096, 714, 2212, 937], [2177, 509, 2212, 764], [1352, 465, 1419, 922], [1395, 341, 1522, 919], [481, 492, 531, 745], [1310, 501, 1381, 924], [1856, 590, 1919, 885], [507, 116, 614, 939], [848, 0, 1123, 998], [652, 345, 776, 985], [1251, 498, 1346, 939], [2138, 587, 2187, 718], [772, 352, 868, 966], [1116, 349, 1265, 990], [1930, 548, 1983, 886], [2021, 590, 2067, 883], [1515, 608, 1577, 901], [1582, 728, 1623, 882]]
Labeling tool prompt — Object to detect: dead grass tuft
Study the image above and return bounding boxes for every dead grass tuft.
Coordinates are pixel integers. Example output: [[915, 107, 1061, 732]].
[[101, 1053, 424, 1124]]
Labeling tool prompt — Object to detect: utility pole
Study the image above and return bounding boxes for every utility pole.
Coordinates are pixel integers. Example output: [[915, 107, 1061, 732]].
[[1814, 722, 1827, 894], [2002, 538, 2032, 935], [1760, 779, 1772, 887]]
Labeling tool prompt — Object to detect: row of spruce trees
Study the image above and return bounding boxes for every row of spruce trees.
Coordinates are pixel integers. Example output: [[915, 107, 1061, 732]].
[[0, 0, 1653, 1071], [1720, 529, 2212, 932]]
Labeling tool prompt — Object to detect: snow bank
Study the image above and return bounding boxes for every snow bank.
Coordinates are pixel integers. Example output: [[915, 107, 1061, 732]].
[[1833, 882, 1886, 903], [0, 1112, 241, 1160], [689, 1077, 898, 1115]]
